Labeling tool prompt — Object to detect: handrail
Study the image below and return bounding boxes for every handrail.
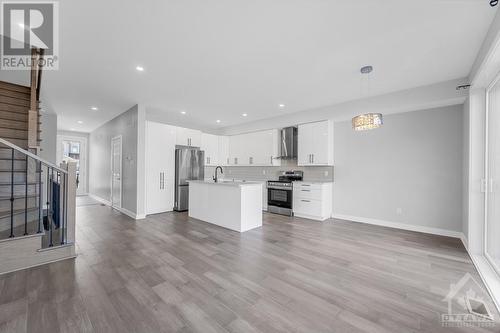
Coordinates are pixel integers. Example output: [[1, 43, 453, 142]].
[[36, 48, 44, 101], [0, 138, 67, 174]]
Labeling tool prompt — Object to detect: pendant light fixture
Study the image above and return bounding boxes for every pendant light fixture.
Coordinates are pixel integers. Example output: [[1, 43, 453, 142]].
[[352, 66, 383, 131]]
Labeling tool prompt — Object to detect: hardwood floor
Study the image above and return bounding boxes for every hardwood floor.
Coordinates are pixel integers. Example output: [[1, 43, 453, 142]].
[[0, 198, 498, 332]]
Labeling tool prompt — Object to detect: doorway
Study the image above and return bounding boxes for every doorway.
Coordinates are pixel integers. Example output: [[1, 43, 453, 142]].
[[57, 135, 88, 196], [111, 136, 122, 209]]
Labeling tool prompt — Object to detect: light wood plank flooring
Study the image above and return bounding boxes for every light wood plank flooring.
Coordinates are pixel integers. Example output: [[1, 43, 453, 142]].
[[0, 198, 498, 332]]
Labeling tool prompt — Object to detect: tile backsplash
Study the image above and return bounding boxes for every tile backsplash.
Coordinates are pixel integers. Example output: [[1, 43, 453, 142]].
[[205, 160, 333, 182]]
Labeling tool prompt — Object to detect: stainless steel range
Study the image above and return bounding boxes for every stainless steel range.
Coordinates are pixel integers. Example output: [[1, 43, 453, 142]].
[[267, 171, 303, 216]]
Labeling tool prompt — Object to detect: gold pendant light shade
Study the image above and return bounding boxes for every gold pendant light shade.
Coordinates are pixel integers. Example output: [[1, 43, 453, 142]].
[[352, 113, 383, 131]]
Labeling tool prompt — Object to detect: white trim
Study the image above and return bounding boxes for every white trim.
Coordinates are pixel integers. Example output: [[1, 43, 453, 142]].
[[460, 233, 469, 251], [483, 73, 500, 278], [331, 214, 463, 239], [469, 254, 500, 314], [88, 193, 145, 220], [110, 135, 123, 210]]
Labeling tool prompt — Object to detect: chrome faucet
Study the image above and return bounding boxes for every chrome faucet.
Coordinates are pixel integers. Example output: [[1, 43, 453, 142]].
[[213, 166, 223, 183]]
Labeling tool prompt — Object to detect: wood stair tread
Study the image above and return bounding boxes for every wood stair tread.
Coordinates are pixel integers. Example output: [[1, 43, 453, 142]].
[[0, 194, 38, 201], [0, 207, 38, 219]]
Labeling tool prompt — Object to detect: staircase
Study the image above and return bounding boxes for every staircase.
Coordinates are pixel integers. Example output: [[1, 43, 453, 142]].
[[0, 48, 78, 275]]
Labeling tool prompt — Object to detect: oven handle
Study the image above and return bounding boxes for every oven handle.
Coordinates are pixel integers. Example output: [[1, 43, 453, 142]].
[[267, 186, 293, 191]]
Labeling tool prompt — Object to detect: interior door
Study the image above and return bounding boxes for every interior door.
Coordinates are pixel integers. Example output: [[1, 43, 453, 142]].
[[486, 77, 500, 273], [111, 136, 122, 208]]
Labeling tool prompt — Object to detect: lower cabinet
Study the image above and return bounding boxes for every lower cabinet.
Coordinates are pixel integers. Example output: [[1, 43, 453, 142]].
[[292, 182, 332, 221]]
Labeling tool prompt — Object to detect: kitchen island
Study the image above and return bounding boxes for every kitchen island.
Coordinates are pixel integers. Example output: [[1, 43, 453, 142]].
[[188, 180, 262, 232]]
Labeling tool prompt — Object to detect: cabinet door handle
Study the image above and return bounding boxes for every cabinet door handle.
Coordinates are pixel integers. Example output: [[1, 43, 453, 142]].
[[249, 157, 253, 164], [235, 158, 238, 165], [270, 156, 273, 165], [312, 154, 314, 164], [301, 199, 310, 202], [227, 158, 229, 165], [301, 189, 310, 192]]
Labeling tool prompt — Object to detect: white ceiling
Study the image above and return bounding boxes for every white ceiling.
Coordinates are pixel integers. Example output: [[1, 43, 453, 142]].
[[0, 0, 497, 132]]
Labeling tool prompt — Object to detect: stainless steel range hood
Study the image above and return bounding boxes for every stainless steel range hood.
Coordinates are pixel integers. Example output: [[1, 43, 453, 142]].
[[279, 127, 297, 160]]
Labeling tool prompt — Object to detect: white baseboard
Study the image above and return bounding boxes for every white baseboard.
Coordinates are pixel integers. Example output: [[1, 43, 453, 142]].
[[88, 194, 144, 220], [331, 213, 463, 239], [469, 254, 500, 314]]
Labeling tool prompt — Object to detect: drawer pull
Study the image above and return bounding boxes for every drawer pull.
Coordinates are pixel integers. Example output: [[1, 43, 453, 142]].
[[301, 200, 311, 202], [301, 190, 310, 192], [301, 184, 311, 187]]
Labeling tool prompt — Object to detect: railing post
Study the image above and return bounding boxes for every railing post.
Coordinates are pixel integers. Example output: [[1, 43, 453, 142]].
[[61, 161, 77, 245], [28, 48, 39, 149]]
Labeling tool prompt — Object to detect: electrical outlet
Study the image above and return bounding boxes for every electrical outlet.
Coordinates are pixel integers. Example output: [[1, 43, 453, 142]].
[[396, 208, 403, 215]]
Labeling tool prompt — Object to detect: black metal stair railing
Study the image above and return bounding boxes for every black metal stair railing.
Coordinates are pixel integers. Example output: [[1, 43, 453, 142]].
[[0, 138, 69, 248]]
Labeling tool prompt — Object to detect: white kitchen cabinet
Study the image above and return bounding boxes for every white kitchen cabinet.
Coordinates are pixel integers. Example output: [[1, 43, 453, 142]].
[[293, 182, 332, 221], [176, 127, 201, 147], [201, 133, 219, 166], [146, 121, 176, 215], [298, 120, 333, 166], [228, 129, 280, 166], [218, 136, 229, 166], [228, 134, 248, 166]]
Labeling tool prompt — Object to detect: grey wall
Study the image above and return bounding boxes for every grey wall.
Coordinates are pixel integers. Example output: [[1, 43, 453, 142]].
[[333, 105, 464, 232], [89, 105, 139, 213], [40, 113, 57, 164]]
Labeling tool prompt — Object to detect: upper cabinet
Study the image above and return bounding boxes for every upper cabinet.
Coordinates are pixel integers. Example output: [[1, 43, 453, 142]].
[[218, 136, 229, 166], [200, 133, 219, 166], [228, 129, 280, 166], [298, 120, 333, 166], [176, 127, 201, 147]]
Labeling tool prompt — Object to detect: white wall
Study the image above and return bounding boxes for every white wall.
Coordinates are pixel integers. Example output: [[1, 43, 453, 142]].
[[332, 105, 464, 234], [89, 105, 139, 215]]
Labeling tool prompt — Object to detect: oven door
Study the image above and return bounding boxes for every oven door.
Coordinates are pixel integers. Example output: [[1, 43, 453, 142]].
[[267, 188, 292, 209]]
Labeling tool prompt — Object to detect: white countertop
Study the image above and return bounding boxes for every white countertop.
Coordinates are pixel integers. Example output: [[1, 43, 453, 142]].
[[188, 180, 263, 187], [294, 181, 333, 184]]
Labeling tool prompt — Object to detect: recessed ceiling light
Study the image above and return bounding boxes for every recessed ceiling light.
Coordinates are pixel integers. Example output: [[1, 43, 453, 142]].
[[91, 106, 98, 111], [279, 104, 285, 108], [242, 113, 248, 117], [181, 111, 186, 115], [70, 128, 76, 131], [216, 120, 221, 123], [136, 66, 144, 71], [77, 120, 83, 124]]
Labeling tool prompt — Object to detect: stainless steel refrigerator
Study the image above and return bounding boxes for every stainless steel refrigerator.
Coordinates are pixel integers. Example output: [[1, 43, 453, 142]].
[[174, 148, 205, 211]]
